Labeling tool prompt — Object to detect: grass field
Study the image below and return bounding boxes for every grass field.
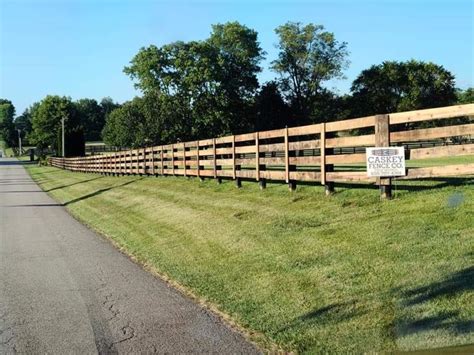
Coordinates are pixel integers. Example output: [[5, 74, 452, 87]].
[[24, 156, 473, 353]]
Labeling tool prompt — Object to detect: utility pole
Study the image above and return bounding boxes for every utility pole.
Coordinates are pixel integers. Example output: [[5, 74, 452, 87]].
[[17, 129, 22, 155], [62, 116, 65, 157]]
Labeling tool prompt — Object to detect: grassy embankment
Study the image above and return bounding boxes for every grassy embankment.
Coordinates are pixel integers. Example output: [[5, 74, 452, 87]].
[[24, 156, 473, 353]]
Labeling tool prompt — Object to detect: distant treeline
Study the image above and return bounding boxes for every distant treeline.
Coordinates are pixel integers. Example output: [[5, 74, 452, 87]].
[[1, 21, 473, 156]]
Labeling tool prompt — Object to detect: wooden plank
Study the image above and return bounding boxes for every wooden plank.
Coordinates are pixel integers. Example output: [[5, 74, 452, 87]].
[[259, 143, 285, 153], [290, 171, 321, 181], [284, 127, 289, 183], [326, 134, 375, 148], [215, 147, 233, 155], [215, 136, 233, 144], [236, 170, 256, 179], [326, 153, 366, 164], [199, 148, 214, 156], [215, 159, 233, 165], [289, 156, 321, 165], [260, 157, 285, 165], [289, 140, 320, 151], [327, 172, 376, 182], [260, 170, 286, 180], [409, 143, 474, 160], [326, 115, 376, 132], [235, 132, 255, 142], [235, 145, 256, 154], [198, 138, 214, 146], [288, 124, 321, 136], [258, 128, 285, 139], [389, 104, 474, 125], [391, 124, 474, 143], [397, 163, 474, 179]]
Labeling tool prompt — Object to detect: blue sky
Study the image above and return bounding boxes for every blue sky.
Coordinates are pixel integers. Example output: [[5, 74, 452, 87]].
[[1, 0, 473, 115]]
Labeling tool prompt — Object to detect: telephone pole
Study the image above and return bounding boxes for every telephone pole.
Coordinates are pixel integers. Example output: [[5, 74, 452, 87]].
[[17, 129, 22, 155], [62, 116, 65, 157]]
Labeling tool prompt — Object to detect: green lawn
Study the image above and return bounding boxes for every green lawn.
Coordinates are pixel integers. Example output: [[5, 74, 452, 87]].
[[24, 157, 473, 353]]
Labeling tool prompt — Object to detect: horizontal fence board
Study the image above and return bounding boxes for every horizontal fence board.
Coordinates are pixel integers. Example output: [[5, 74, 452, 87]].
[[326, 172, 375, 182], [289, 171, 321, 181], [398, 164, 474, 180], [409, 143, 474, 160], [391, 124, 474, 143], [390, 104, 474, 125], [326, 134, 375, 148], [326, 153, 366, 164], [289, 156, 321, 165], [288, 124, 321, 136], [260, 171, 286, 180], [326, 115, 376, 132], [258, 128, 286, 139]]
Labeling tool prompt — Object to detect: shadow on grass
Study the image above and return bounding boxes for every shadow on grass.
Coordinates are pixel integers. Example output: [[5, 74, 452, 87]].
[[64, 177, 142, 206], [395, 266, 474, 338], [45, 176, 104, 192], [402, 267, 473, 306], [277, 300, 365, 334]]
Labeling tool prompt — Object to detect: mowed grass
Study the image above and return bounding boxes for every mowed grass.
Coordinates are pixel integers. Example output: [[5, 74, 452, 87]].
[[25, 156, 473, 353]]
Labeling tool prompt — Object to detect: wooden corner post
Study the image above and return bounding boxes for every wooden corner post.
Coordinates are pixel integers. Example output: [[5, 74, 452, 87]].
[[375, 114, 392, 199]]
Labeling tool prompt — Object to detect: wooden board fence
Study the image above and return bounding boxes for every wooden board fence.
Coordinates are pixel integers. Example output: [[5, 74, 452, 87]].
[[50, 104, 474, 199]]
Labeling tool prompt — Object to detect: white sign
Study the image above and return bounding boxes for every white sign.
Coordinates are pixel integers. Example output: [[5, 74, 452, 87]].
[[366, 147, 406, 177]]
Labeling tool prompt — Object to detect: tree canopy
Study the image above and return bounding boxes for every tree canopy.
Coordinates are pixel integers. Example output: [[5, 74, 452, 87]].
[[350, 60, 457, 117], [30, 95, 85, 156], [0, 99, 16, 147], [271, 22, 348, 124]]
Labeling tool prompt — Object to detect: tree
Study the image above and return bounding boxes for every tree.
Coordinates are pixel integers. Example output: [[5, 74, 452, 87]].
[[254, 81, 291, 131], [123, 22, 264, 142], [30, 95, 85, 157], [0, 99, 16, 147], [14, 104, 36, 146], [350, 60, 457, 117], [271, 22, 348, 124], [457, 88, 474, 104]]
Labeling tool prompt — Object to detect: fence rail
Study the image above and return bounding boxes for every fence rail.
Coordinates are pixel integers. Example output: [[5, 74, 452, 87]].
[[50, 104, 474, 198]]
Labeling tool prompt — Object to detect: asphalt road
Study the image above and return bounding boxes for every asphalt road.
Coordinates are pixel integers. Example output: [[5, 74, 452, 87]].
[[0, 158, 259, 354]]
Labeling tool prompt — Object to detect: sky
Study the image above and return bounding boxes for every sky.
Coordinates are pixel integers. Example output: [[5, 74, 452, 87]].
[[1, 0, 473, 115]]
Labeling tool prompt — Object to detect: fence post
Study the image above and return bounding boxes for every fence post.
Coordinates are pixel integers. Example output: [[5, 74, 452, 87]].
[[151, 147, 155, 176], [375, 114, 392, 199], [284, 126, 296, 191], [320, 123, 334, 195], [256, 132, 266, 189], [160, 146, 164, 176], [183, 143, 187, 178]]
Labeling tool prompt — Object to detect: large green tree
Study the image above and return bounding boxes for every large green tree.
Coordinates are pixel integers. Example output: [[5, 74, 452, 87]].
[[271, 22, 348, 124], [123, 21, 264, 142], [30, 95, 85, 156], [0, 99, 16, 147], [350, 60, 457, 117]]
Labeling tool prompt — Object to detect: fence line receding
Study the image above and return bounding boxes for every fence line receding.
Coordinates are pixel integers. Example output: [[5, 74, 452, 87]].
[[50, 104, 474, 199]]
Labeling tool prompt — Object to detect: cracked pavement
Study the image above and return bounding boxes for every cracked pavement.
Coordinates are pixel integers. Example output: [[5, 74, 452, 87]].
[[0, 159, 260, 354]]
